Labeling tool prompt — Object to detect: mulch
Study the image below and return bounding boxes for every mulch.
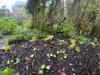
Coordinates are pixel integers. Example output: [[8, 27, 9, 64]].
[[0, 34, 100, 75]]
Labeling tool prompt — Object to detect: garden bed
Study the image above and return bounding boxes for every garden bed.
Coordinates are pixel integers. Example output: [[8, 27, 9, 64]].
[[0, 34, 100, 75]]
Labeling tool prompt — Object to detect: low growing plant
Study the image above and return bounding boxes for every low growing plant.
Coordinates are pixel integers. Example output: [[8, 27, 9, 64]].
[[38, 64, 51, 75], [29, 36, 38, 43], [57, 39, 67, 45], [0, 67, 14, 75], [69, 39, 80, 53], [2, 44, 11, 52], [59, 20, 76, 37], [0, 17, 17, 34], [8, 32, 33, 44], [47, 49, 68, 61], [44, 35, 54, 41]]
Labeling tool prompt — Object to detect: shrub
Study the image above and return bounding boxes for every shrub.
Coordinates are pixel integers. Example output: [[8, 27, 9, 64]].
[[0, 17, 17, 35], [59, 20, 76, 37], [22, 18, 32, 31], [8, 32, 33, 44], [77, 3, 97, 36]]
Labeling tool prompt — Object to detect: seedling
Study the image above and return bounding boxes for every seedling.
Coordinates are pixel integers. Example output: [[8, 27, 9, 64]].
[[47, 49, 68, 61], [29, 36, 37, 43], [56, 49, 68, 61], [15, 58, 21, 64], [2, 44, 11, 52], [57, 39, 67, 45], [69, 39, 80, 53], [38, 64, 51, 75], [44, 35, 54, 41]]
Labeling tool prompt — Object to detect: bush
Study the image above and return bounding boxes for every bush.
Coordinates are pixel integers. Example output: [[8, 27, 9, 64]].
[[0, 17, 17, 35], [8, 32, 33, 44], [22, 18, 32, 31], [59, 20, 76, 37]]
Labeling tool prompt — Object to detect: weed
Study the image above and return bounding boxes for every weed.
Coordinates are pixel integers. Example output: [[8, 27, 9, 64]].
[[0, 17, 17, 34], [29, 36, 37, 43], [2, 44, 11, 52], [69, 39, 80, 53], [44, 35, 54, 41], [57, 39, 67, 45]]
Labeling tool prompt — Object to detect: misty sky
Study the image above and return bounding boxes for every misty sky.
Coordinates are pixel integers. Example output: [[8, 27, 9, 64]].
[[0, 0, 27, 11]]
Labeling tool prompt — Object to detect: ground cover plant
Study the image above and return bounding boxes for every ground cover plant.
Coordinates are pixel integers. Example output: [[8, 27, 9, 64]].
[[0, 17, 17, 35]]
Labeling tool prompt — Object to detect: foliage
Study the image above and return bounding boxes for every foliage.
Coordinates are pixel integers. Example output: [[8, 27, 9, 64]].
[[0, 67, 14, 75], [74, 35, 100, 46], [44, 35, 54, 41], [90, 38, 100, 46], [2, 44, 11, 52], [0, 17, 17, 34], [75, 35, 90, 44], [32, 19, 52, 34], [77, 2, 98, 36], [22, 18, 33, 31], [47, 49, 68, 61], [57, 39, 67, 45], [29, 36, 38, 43], [8, 32, 33, 44], [69, 39, 80, 53], [38, 64, 51, 75], [59, 20, 76, 37]]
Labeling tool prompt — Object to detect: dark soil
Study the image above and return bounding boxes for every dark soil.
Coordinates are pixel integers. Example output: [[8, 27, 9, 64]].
[[0, 34, 100, 75]]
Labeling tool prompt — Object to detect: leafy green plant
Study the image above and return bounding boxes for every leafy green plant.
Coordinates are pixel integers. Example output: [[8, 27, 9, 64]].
[[2, 44, 11, 52], [90, 38, 100, 46], [8, 32, 33, 44], [75, 35, 90, 44], [44, 35, 54, 41], [59, 20, 76, 37], [47, 49, 68, 61], [57, 39, 67, 45], [29, 36, 37, 43], [38, 64, 51, 75], [56, 50, 68, 61], [0, 17, 17, 34], [22, 18, 33, 31], [15, 58, 21, 64], [68, 39, 80, 53], [0, 67, 14, 75]]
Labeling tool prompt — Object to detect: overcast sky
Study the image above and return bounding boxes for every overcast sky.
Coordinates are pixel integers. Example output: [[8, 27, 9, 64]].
[[0, 0, 27, 11]]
